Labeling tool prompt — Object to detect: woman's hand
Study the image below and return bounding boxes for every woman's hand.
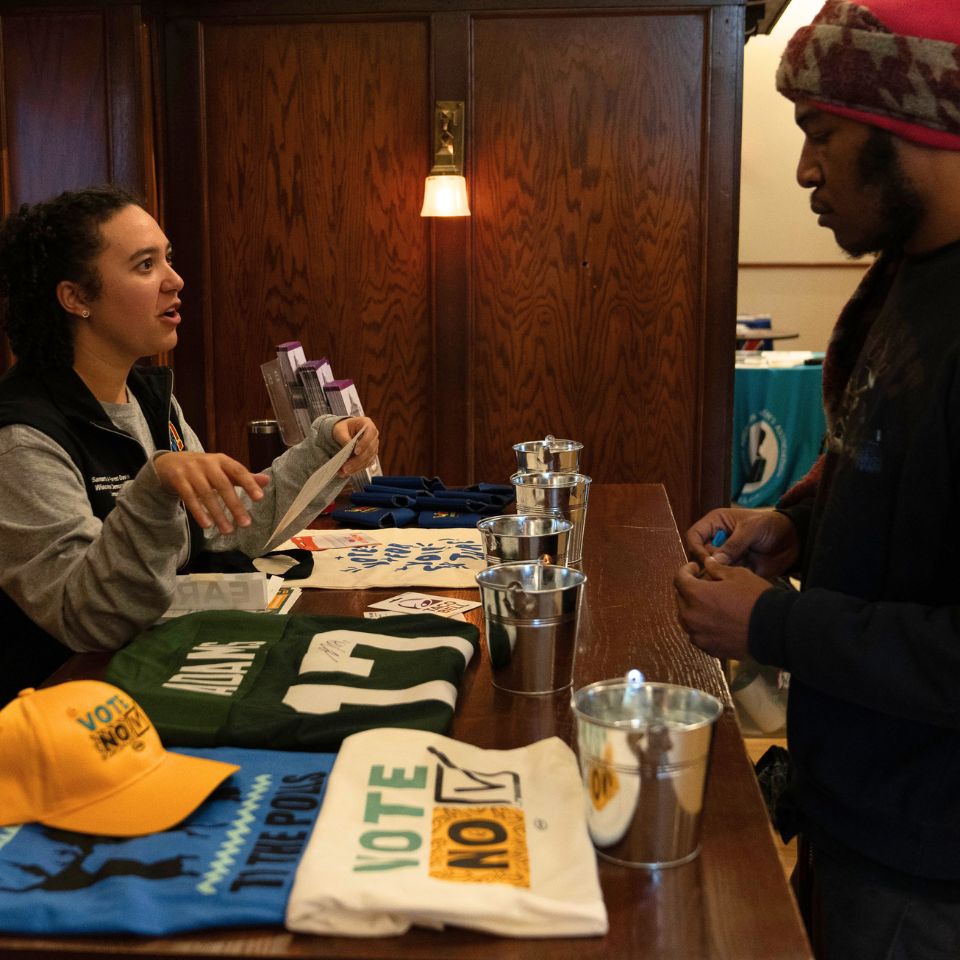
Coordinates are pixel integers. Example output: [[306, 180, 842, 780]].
[[153, 451, 269, 533], [332, 416, 380, 477]]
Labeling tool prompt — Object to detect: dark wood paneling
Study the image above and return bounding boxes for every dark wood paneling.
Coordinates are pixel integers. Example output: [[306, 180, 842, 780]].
[[697, 4, 743, 529], [170, 17, 431, 467], [0, 5, 155, 373], [472, 12, 707, 530], [429, 12, 471, 483], [1, 12, 109, 206], [163, 0, 740, 13], [104, 4, 157, 204], [160, 17, 208, 431]]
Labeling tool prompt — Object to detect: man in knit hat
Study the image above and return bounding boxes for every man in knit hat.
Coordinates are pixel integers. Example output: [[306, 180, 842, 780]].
[[676, 2, 960, 957]]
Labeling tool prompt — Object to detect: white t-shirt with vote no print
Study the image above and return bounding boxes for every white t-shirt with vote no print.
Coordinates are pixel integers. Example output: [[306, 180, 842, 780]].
[[285, 729, 608, 938]]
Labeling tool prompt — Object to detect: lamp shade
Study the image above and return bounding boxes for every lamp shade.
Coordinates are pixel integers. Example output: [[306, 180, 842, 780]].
[[420, 175, 471, 217]]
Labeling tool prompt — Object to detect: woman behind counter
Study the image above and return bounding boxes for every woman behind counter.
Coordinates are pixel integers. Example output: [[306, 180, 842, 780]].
[[0, 185, 379, 704]]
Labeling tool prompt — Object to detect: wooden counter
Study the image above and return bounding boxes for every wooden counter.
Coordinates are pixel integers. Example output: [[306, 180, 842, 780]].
[[0, 484, 811, 959]]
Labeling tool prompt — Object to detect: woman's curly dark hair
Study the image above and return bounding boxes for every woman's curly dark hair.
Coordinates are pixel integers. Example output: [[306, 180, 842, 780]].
[[0, 185, 141, 370]]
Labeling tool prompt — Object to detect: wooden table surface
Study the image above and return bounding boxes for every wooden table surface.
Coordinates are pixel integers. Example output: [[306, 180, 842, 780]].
[[0, 483, 812, 960]]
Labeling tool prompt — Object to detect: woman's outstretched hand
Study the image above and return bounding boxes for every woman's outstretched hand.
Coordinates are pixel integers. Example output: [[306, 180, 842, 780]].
[[154, 451, 268, 533]]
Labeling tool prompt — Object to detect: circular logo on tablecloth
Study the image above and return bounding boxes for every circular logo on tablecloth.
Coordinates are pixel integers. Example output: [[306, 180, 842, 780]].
[[737, 410, 787, 507]]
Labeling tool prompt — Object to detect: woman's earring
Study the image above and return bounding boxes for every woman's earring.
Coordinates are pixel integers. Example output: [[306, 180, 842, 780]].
[[81, 310, 90, 318]]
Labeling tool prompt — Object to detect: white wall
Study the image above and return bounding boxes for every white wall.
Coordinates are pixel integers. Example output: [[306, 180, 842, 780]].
[[737, 0, 870, 350]]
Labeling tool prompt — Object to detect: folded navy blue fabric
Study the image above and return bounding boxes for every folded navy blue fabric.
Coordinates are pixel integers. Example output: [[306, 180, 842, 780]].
[[330, 506, 416, 528], [349, 491, 416, 508], [431, 489, 513, 506], [463, 482, 516, 499], [418, 510, 482, 528], [356, 484, 424, 497], [414, 495, 496, 513], [334, 478, 511, 529], [370, 475, 446, 491]]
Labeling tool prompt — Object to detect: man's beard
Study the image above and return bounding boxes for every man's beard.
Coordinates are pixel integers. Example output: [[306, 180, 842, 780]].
[[844, 127, 926, 257]]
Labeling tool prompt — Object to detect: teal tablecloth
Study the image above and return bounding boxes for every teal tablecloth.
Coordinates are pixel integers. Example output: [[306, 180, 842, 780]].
[[731, 363, 826, 507]]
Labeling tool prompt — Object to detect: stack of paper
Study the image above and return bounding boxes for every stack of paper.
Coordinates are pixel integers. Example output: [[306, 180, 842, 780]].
[[161, 572, 300, 620], [259, 343, 383, 489], [296, 358, 334, 419]]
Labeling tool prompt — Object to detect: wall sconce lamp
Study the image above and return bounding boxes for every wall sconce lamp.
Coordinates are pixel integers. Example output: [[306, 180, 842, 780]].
[[420, 100, 470, 217]]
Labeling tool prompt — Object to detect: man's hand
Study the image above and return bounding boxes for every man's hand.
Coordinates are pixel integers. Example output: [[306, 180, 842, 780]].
[[675, 556, 772, 660], [154, 451, 268, 533], [332, 417, 380, 477], [685, 506, 800, 578]]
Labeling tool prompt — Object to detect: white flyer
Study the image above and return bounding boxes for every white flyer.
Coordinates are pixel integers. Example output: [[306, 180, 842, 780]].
[[287, 531, 379, 550], [263, 428, 364, 552], [368, 592, 481, 617]]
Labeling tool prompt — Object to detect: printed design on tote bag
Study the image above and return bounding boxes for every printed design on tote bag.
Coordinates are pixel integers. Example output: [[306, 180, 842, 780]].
[[335, 537, 483, 574]]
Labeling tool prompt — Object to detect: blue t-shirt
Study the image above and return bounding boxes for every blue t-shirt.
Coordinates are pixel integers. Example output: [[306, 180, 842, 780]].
[[0, 746, 333, 935]]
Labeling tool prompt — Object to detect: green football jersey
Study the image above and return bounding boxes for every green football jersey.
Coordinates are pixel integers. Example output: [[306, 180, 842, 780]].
[[104, 611, 479, 751]]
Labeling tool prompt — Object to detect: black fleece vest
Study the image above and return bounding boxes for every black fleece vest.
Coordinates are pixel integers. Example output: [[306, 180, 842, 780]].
[[0, 363, 203, 704]]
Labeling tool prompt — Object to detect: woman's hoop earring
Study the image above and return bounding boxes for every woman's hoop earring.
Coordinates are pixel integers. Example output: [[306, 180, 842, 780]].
[[81, 310, 90, 319]]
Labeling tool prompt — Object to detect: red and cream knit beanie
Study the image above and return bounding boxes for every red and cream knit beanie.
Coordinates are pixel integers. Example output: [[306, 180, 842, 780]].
[[776, 0, 960, 149]]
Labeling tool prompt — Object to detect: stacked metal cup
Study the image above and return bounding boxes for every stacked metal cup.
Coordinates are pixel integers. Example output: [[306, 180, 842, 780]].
[[475, 561, 587, 695], [476, 514, 574, 567], [571, 678, 723, 868], [509, 435, 590, 564], [473, 436, 591, 695], [510, 471, 591, 564], [512, 436, 583, 474]]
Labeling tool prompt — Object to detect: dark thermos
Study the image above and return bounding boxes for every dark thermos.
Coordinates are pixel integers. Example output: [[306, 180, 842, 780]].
[[247, 419, 286, 472]]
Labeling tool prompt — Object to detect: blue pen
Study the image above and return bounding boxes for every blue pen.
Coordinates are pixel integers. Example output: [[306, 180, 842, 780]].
[[711, 529, 728, 548]]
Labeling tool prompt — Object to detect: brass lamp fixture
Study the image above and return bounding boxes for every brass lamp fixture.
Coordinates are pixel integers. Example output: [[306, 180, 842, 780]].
[[420, 100, 470, 217]]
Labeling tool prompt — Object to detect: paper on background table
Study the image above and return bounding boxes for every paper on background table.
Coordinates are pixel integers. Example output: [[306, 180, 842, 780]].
[[264, 429, 363, 551]]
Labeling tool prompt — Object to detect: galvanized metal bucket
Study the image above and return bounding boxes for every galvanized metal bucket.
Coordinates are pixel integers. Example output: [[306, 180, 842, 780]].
[[571, 679, 723, 868], [475, 561, 586, 695], [476, 514, 573, 566], [512, 436, 583, 474], [510, 471, 591, 563]]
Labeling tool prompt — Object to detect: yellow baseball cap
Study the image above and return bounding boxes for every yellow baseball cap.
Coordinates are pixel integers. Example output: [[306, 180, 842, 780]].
[[0, 681, 239, 836]]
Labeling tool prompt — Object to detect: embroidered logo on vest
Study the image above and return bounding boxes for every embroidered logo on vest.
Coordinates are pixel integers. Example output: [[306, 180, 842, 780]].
[[168, 421, 184, 451]]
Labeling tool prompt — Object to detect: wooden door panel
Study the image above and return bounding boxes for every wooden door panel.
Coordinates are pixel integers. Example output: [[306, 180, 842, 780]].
[[192, 18, 431, 469], [2, 13, 109, 206], [472, 12, 706, 524]]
